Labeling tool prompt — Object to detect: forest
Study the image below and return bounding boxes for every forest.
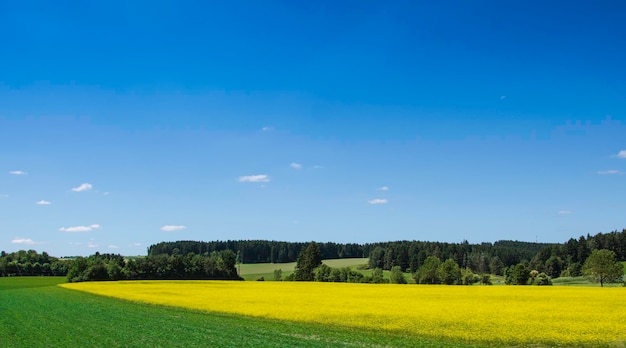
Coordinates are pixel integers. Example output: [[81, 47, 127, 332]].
[[2, 229, 625, 283], [147, 229, 626, 279]]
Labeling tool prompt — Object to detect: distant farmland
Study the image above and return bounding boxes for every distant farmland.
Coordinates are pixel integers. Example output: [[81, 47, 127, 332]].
[[238, 257, 368, 280]]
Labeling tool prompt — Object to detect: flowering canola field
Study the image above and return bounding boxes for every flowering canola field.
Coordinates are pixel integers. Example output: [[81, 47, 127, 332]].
[[61, 281, 626, 346]]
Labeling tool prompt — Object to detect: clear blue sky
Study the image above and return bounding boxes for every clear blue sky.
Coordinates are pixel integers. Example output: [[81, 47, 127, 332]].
[[1, 1, 625, 256]]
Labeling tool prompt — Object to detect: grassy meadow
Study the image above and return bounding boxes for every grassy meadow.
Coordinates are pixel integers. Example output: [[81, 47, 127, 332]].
[[238, 257, 368, 280], [63, 280, 626, 347]]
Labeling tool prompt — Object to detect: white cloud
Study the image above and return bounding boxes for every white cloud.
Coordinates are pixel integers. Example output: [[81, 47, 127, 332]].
[[59, 224, 101, 232], [261, 126, 273, 132], [71, 183, 93, 192], [238, 174, 270, 183], [557, 210, 573, 215], [36, 200, 51, 205], [103, 192, 110, 196], [9, 170, 27, 175], [290, 162, 302, 170], [11, 238, 39, 245], [160, 225, 186, 232], [87, 242, 99, 248], [132, 242, 142, 247], [368, 198, 388, 205], [597, 170, 622, 175], [378, 186, 389, 191], [617, 150, 626, 159], [108, 245, 120, 249]]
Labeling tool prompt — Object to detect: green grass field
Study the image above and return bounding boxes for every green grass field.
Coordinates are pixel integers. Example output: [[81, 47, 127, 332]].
[[0, 277, 478, 348], [238, 258, 369, 280]]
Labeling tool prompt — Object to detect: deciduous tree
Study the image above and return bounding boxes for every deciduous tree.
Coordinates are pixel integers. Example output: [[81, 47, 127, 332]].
[[583, 249, 623, 287], [390, 266, 407, 284]]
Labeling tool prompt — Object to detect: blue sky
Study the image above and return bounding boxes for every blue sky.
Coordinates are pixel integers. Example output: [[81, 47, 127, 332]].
[[1, 1, 625, 256]]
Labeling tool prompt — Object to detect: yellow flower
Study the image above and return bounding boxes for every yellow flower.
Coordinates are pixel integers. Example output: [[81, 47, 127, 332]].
[[61, 281, 626, 346]]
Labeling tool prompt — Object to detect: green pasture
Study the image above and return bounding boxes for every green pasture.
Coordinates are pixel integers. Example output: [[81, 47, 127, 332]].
[[0, 277, 477, 348], [238, 258, 369, 280]]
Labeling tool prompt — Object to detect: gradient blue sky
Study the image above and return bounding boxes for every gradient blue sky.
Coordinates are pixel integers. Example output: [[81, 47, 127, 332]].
[[1, 1, 625, 256]]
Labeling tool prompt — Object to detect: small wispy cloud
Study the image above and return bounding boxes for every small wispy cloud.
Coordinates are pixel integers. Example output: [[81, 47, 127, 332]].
[[597, 170, 623, 175], [500, 96, 507, 100], [290, 162, 302, 170], [368, 198, 388, 205], [9, 170, 27, 175], [71, 183, 93, 192], [11, 238, 39, 245], [261, 126, 274, 132], [59, 224, 101, 232], [378, 186, 389, 191], [313, 165, 324, 169], [557, 210, 573, 215], [160, 225, 186, 232], [87, 242, 99, 248], [108, 245, 120, 249], [36, 200, 51, 205], [238, 174, 270, 183], [617, 150, 626, 159], [131, 242, 142, 247]]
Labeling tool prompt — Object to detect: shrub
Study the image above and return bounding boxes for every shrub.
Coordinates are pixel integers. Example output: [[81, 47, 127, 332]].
[[481, 274, 492, 285], [535, 272, 552, 286], [390, 266, 407, 284], [371, 268, 385, 284], [505, 263, 530, 285]]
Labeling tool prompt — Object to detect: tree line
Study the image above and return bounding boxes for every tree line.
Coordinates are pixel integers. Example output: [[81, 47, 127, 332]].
[[148, 240, 365, 263], [147, 229, 626, 281], [4, 228, 624, 285], [288, 241, 623, 286], [0, 249, 70, 277], [66, 250, 241, 282]]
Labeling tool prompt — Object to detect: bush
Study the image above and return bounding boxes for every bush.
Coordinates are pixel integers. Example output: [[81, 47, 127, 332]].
[[371, 268, 385, 284], [314, 264, 333, 282], [390, 266, 407, 284], [481, 274, 492, 285], [535, 272, 552, 286], [505, 263, 530, 285], [273, 269, 282, 281], [461, 268, 479, 285], [347, 270, 364, 283]]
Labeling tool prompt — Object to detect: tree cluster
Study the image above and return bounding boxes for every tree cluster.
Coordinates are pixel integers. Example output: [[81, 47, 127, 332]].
[[66, 250, 241, 282], [413, 256, 482, 285], [0, 249, 70, 277], [148, 240, 364, 263], [524, 230, 626, 283], [367, 240, 531, 276]]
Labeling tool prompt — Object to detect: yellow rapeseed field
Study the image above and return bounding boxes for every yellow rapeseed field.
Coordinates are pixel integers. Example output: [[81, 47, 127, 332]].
[[61, 281, 626, 346]]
